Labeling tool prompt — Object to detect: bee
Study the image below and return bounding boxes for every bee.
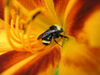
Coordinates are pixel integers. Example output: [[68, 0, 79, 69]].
[[37, 25, 68, 46]]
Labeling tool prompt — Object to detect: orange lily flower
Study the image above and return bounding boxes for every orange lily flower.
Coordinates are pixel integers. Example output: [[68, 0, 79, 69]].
[[0, 0, 100, 75]]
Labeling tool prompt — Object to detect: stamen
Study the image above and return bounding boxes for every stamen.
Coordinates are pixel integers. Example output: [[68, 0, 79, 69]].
[[15, 12, 21, 39], [11, 19, 19, 38], [4, 1, 23, 51], [4, 0, 50, 53], [4, 1, 17, 49], [27, 9, 42, 24], [26, 25, 32, 50], [10, 19, 21, 43], [5, 22, 22, 50], [24, 9, 43, 52]]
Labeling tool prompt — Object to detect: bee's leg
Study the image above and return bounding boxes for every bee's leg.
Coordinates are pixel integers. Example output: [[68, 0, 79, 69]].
[[53, 38, 62, 47], [59, 34, 69, 39]]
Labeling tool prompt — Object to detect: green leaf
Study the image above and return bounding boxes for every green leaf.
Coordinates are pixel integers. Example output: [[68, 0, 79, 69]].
[[54, 66, 59, 75]]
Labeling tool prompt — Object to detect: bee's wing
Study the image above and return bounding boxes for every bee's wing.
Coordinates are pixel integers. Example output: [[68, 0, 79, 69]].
[[37, 30, 50, 40], [37, 29, 56, 40], [42, 34, 53, 45]]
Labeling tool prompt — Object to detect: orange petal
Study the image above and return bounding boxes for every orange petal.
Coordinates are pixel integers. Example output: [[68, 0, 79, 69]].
[[0, 51, 32, 73], [16, 0, 46, 10], [16, 0, 61, 25], [66, 0, 100, 38], [53, 0, 69, 18], [59, 0, 100, 74], [1, 46, 61, 75], [0, 0, 5, 19], [16, 0, 35, 10], [65, 0, 100, 47], [14, 46, 61, 75], [59, 38, 100, 75], [83, 7, 100, 47]]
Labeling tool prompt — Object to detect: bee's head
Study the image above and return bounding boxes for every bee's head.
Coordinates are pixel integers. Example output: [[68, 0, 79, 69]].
[[50, 25, 63, 32]]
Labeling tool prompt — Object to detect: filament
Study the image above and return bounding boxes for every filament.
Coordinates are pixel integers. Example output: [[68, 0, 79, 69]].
[[3, 0, 52, 53]]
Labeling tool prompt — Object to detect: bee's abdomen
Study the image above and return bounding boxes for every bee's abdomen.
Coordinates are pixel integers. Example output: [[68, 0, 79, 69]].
[[42, 40, 50, 45], [42, 34, 52, 45]]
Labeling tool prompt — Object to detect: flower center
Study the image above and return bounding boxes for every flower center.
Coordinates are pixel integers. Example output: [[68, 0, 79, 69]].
[[3, 0, 59, 53]]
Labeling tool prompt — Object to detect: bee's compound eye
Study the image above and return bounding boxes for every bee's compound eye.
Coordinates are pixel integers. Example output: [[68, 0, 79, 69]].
[[50, 25, 57, 30]]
